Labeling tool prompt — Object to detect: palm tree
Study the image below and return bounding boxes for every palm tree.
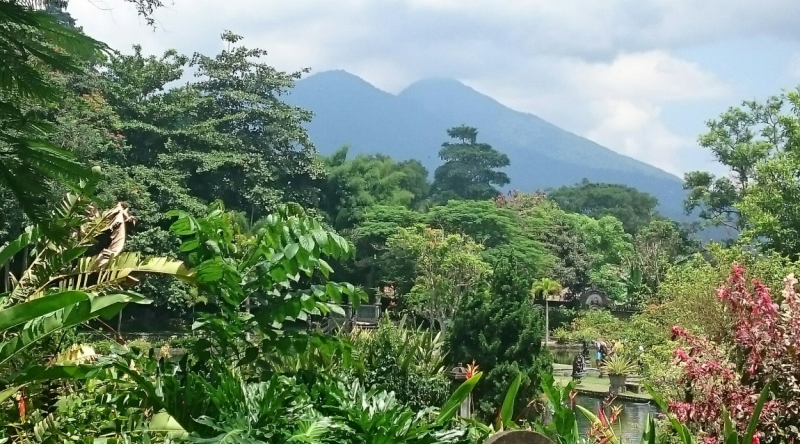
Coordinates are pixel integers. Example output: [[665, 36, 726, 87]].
[[531, 278, 562, 346], [0, 0, 162, 229]]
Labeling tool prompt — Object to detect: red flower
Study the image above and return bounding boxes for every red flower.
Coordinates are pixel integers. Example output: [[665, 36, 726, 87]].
[[18, 390, 25, 422], [669, 264, 796, 442]]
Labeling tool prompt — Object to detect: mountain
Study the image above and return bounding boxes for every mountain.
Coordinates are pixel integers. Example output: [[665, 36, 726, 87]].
[[286, 70, 687, 219]]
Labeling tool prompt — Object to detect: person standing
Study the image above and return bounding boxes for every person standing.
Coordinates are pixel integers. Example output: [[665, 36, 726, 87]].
[[595, 341, 602, 368]]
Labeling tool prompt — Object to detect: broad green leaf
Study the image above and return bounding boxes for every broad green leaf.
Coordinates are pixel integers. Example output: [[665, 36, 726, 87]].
[[0, 292, 148, 365], [299, 234, 314, 252], [722, 406, 738, 444], [0, 290, 88, 332], [745, 383, 773, 443], [311, 229, 329, 248], [0, 227, 38, 267], [500, 373, 522, 428], [641, 415, 657, 444], [436, 371, 481, 425], [0, 385, 23, 404], [285, 243, 300, 260], [150, 412, 188, 438]]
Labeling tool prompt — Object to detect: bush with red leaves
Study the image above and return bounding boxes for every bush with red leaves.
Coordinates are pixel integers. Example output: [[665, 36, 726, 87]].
[[669, 264, 800, 443]]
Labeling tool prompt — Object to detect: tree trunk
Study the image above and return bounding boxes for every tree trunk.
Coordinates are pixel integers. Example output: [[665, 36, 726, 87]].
[[545, 299, 550, 346], [117, 309, 123, 333], [436, 316, 447, 337], [3, 260, 9, 293], [245, 296, 251, 342], [21, 246, 28, 276]]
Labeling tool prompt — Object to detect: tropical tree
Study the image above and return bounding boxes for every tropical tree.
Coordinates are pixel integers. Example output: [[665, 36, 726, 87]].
[[548, 179, 659, 234], [425, 199, 555, 276], [449, 254, 550, 420], [319, 147, 430, 229], [0, 0, 167, 229], [431, 126, 510, 201], [381, 226, 491, 335], [495, 193, 593, 293], [346, 205, 424, 295], [683, 93, 789, 233], [631, 219, 697, 298], [98, 32, 322, 223], [0, 0, 103, 228]]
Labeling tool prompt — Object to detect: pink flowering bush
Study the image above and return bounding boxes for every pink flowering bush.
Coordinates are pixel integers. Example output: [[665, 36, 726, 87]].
[[669, 264, 800, 443]]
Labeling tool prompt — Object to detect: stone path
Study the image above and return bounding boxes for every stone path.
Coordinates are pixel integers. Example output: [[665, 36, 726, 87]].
[[552, 364, 652, 402]]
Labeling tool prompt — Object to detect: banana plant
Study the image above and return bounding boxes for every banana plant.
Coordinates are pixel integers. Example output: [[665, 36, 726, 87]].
[[0, 191, 193, 403], [535, 373, 581, 444]]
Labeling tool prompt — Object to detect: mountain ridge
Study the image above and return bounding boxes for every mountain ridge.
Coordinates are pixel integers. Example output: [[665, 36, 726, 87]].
[[286, 70, 687, 218]]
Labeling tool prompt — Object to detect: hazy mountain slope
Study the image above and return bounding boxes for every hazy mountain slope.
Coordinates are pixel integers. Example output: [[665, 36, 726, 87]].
[[286, 70, 687, 219]]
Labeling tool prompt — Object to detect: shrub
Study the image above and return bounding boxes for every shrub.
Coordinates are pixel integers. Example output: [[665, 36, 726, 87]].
[[602, 355, 636, 376], [448, 253, 551, 420], [348, 318, 451, 411], [552, 327, 571, 344], [669, 264, 800, 443]]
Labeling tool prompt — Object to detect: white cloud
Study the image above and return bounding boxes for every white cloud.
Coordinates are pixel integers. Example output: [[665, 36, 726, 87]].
[[564, 51, 728, 101], [67, 0, 787, 174], [586, 100, 690, 175], [462, 51, 727, 174]]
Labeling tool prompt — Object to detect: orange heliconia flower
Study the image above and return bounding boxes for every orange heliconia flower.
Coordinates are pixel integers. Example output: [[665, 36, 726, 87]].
[[465, 360, 479, 379]]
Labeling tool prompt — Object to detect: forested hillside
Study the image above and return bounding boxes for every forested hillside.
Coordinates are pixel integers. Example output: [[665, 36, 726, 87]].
[[287, 70, 688, 219]]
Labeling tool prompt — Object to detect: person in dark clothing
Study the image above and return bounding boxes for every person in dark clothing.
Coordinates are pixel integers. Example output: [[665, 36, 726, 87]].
[[571, 353, 585, 382], [599, 342, 609, 362]]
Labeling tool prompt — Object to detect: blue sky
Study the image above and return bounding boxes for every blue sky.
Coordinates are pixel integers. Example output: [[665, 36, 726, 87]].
[[69, 0, 800, 178]]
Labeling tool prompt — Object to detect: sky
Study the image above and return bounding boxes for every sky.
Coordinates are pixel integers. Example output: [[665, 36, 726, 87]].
[[69, 0, 800, 177]]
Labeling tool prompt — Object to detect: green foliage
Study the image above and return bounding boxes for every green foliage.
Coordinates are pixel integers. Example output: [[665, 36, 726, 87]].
[[0, 0, 104, 228], [496, 194, 593, 294], [167, 202, 362, 356], [30, 32, 328, 314], [631, 219, 699, 301], [684, 89, 800, 246], [382, 226, 492, 334], [348, 319, 451, 411], [655, 243, 800, 342], [346, 205, 425, 296], [548, 180, 659, 234], [602, 355, 636, 376], [448, 254, 551, 420], [431, 126, 510, 201], [99, 33, 322, 217], [95, 203, 481, 444], [0, 192, 191, 421], [425, 199, 556, 277], [564, 213, 634, 302], [320, 147, 430, 229], [535, 374, 581, 444], [531, 278, 562, 300], [551, 327, 571, 344]]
